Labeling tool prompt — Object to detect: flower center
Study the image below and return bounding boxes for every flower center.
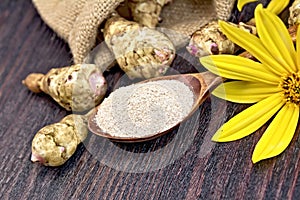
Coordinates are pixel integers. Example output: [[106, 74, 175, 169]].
[[280, 72, 300, 105]]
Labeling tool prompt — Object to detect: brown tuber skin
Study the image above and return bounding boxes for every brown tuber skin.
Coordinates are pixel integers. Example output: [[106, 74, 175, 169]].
[[128, 0, 172, 28], [22, 73, 44, 93], [23, 64, 107, 112], [289, 0, 300, 26], [187, 20, 298, 59], [187, 21, 257, 57], [104, 15, 175, 79], [31, 114, 88, 167]]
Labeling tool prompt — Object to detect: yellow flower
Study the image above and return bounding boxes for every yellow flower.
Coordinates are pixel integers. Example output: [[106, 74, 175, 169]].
[[200, 4, 300, 163], [237, 0, 289, 15]]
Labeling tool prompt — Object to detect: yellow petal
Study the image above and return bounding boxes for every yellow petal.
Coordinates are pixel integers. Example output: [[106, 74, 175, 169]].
[[213, 81, 281, 103], [212, 93, 285, 142], [252, 103, 299, 163], [219, 20, 288, 75], [297, 26, 300, 70], [237, 0, 258, 11], [267, 0, 289, 15], [200, 55, 280, 85], [255, 5, 297, 73]]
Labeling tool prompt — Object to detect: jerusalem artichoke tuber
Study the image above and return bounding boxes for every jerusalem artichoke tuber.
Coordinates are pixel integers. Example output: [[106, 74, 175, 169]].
[[31, 114, 88, 166], [128, 0, 171, 28], [103, 15, 175, 79], [23, 64, 107, 112]]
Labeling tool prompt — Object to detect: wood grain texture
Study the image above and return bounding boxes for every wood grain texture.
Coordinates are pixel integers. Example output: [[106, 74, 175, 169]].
[[0, 1, 299, 199]]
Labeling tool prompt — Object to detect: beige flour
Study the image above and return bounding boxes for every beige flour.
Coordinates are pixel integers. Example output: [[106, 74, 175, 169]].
[[95, 79, 194, 138]]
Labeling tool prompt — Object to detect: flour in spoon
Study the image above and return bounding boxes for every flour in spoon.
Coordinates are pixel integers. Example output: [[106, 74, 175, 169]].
[[95, 79, 194, 138]]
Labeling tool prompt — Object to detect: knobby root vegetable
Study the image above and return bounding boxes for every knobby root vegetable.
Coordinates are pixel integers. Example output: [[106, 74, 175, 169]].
[[187, 20, 298, 58], [128, 0, 171, 28], [188, 1, 300, 58], [22, 64, 107, 112], [31, 114, 88, 166], [187, 21, 256, 57], [103, 15, 175, 79], [289, 0, 300, 26]]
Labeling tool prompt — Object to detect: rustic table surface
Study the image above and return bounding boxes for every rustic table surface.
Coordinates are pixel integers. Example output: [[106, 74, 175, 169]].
[[1, 1, 300, 199]]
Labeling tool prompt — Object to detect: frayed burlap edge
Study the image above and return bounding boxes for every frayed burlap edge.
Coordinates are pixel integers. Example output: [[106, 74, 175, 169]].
[[32, 0, 235, 64], [32, 0, 123, 64]]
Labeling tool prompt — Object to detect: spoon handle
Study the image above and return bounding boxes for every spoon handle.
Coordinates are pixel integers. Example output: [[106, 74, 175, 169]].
[[189, 71, 224, 104], [193, 71, 223, 92]]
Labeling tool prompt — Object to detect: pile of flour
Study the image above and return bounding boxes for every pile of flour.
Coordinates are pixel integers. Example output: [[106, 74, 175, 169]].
[[95, 79, 194, 138]]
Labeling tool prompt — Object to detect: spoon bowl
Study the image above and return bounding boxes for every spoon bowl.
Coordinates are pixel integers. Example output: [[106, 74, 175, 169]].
[[88, 71, 223, 142]]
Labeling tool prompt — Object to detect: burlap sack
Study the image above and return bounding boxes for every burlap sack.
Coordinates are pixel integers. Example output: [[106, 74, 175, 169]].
[[32, 0, 235, 64]]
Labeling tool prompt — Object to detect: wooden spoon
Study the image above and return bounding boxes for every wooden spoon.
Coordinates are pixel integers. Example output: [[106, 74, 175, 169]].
[[87, 24, 300, 143], [88, 71, 223, 143]]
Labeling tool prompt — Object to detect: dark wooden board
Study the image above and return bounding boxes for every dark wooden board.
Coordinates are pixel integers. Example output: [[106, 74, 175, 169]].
[[0, 1, 299, 199]]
